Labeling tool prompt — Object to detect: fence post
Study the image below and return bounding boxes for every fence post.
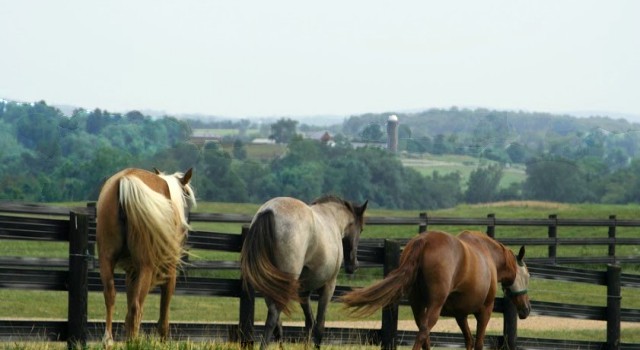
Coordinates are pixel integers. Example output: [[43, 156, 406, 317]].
[[238, 225, 255, 348], [68, 211, 89, 350], [418, 212, 427, 233], [606, 264, 621, 350], [501, 296, 518, 350], [486, 213, 496, 238], [85, 202, 96, 262], [381, 239, 401, 350], [548, 214, 557, 264], [608, 215, 617, 263]]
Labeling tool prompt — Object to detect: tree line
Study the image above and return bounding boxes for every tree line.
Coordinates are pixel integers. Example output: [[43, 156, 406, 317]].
[[3, 100, 640, 208]]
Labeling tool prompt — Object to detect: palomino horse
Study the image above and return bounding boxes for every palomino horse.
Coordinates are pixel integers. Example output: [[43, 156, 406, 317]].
[[96, 168, 195, 348], [341, 230, 531, 350], [240, 195, 368, 349]]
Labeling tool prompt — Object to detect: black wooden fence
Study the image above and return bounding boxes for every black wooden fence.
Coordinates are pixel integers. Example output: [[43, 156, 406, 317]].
[[1, 202, 640, 350]]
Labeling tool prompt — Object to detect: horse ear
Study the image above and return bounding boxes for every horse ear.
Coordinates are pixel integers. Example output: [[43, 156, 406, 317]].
[[153, 167, 161, 175], [181, 168, 193, 185], [517, 246, 526, 261], [358, 200, 368, 215]]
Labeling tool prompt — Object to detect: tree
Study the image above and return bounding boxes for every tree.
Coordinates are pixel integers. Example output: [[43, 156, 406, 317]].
[[523, 156, 590, 202], [465, 165, 503, 203], [233, 139, 248, 160], [360, 123, 383, 142], [432, 134, 450, 155], [269, 118, 298, 144], [506, 142, 527, 163]]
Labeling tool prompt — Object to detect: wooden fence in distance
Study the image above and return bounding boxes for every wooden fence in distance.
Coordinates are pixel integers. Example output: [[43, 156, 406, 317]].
[[1, 202, 640, 350]]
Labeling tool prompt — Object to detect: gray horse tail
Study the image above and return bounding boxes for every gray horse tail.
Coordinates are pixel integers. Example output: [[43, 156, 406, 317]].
[[240, 210, 300, 315], [340, 234, 428, 316]]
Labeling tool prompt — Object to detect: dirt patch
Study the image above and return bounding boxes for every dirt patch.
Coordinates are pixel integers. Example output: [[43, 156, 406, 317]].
[[287, 316, 640, 332]]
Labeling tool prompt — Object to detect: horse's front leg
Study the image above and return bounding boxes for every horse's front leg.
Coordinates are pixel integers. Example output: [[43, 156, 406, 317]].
[[158, 269, 177, 340], [125, 267, 154, 340], [473, 303, 494, 350], [313, 280, 337, 349]]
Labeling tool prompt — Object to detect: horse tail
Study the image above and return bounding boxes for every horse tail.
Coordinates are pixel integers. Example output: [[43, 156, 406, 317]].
[[240, 210, 300, 315], [118, 175, 185, 282], [340, 235, 428, 316]]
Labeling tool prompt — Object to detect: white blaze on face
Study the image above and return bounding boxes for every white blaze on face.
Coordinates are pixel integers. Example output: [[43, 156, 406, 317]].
[[509, 262, 530, 295]]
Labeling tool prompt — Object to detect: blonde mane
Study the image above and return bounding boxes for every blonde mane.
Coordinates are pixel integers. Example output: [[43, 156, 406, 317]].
[[159, 171, 196, 232]]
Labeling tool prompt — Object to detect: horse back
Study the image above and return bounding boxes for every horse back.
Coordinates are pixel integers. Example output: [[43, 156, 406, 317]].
[[96, 168, 178, 272], [409, 231, 495, 317], [253, 197, 342, 290], [255, 197, 315, 250]]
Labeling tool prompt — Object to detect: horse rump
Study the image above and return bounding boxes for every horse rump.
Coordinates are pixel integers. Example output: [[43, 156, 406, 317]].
[[240, 210, 300, 315], [118, 175, 184, 281], [340, 234, 428, 316]]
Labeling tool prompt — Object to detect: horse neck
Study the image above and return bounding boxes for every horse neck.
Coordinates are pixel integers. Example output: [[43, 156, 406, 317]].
[[488, 240, 516, 284], [313, 202, 352, 237], [159, 175, 190, 230]]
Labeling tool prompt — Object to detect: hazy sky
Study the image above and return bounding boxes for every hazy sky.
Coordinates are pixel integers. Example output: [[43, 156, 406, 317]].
[[1, 1, 639, 119]]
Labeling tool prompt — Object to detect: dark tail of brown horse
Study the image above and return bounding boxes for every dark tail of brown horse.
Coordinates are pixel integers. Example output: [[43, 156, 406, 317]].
[[240, 210, 300, 315], [340, 235, 428, 316]]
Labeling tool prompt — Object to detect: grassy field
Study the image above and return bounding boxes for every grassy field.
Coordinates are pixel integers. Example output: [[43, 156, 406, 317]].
[[401, 154, 526, 190], [1, 201, 640, 348]]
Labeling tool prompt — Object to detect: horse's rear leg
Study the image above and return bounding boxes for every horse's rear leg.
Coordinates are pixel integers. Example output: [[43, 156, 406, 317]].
[[99, 258, 117, 349], [261, 298, 282, 350], [299, 291, 315, 344], [158, 269, 177, 340], [409, 293, 429, 350], [409, 292, 445, 350], [125, 267, 154, 340]]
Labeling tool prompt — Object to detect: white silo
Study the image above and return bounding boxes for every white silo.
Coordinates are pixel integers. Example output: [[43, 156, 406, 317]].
[[387, 114, 399, 153]]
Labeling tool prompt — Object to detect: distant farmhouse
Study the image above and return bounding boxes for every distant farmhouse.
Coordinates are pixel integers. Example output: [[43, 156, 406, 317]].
[[251, 138, 276, 145], [190, 129, 223, 147], [303, 131, 333, 146]]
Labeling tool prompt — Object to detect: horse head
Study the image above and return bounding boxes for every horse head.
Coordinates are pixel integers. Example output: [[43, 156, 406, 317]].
[[342, 200, 368, 274], [503, 246, 532, 319]]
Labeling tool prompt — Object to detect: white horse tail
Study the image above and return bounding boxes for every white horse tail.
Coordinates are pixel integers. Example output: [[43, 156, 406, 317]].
[[340, 234, 428, 316], [240, 210, 300, 315], [118, 175, 185, 282]]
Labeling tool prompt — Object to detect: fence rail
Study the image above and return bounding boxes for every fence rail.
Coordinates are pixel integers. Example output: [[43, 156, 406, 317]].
[[1, 202, 639, 349]]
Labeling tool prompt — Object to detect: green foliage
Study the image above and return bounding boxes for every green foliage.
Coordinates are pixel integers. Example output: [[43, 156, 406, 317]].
[[0, 101, 190, 202], [8, 101, 640, 208], [359, 123, 384, 142], [465, 164, 504, 203], [269, 117, 298, 144]]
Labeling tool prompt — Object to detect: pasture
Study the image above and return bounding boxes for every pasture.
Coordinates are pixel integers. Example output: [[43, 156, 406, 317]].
[[1, 201, 640, 349], [400, 154, 526, 190]]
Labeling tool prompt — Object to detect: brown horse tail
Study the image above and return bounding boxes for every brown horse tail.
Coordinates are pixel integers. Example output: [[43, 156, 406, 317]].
[[340, 235, 428, 316], [240, 210, 300, 316], [118, 175, 185, 283]]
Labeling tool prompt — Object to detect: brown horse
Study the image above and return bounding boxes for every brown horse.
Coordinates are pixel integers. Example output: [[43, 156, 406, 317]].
[[96, 168, 195, 348], [340, 230, 531, 350]]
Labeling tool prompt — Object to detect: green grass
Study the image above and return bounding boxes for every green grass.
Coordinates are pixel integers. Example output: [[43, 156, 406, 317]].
[[221, 143, 287, 162], [401, 154, 526, 190]]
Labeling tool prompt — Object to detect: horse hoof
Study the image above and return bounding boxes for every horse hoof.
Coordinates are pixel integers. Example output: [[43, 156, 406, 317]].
[[102, 333, 114, 350], [102, 339, 114, 350]]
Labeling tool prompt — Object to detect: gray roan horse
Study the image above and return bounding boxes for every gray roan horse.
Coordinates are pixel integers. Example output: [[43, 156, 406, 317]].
[[240, 195, 368, 349]]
